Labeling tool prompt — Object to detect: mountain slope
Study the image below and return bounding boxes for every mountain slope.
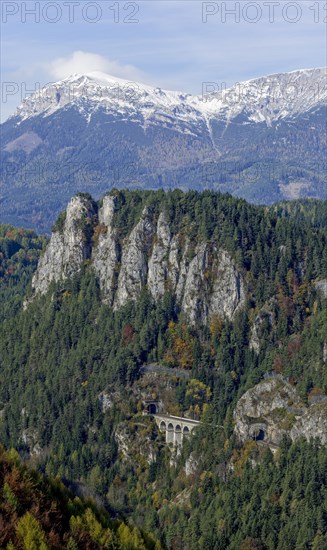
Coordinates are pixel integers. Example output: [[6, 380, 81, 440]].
[[0, 445, 161, 549], [0, 190, 326, 548], [1, 68, 326, 231]]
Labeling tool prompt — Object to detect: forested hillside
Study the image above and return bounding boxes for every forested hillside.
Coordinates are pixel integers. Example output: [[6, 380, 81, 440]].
[[0, 225, 46, 321], [0, 191, 326, 549], [271, 199, 327, 231], [0, 445, 161, 549]]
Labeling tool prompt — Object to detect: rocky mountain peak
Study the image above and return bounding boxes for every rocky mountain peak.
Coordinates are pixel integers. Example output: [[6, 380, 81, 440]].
[[98, 194, 117, 225]]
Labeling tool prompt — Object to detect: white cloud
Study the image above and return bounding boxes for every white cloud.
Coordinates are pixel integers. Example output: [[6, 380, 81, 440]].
[[47, 51, 146, 81]]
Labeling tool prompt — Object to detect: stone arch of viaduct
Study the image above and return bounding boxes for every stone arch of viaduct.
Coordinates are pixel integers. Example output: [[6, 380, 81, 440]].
[[153, 414, 201, 446]]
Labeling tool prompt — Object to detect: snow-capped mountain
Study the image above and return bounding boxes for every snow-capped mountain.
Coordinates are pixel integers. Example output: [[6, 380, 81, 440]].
[[14, 72, 200, 131], [201, 68, 326, 124], [1, 68, 326, 231], [12, 67, 327, 130]]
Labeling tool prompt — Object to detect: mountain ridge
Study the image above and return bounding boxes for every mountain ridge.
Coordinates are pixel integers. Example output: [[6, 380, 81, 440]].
[[1, 67, 326, 231], [10, 67, 327, 128]]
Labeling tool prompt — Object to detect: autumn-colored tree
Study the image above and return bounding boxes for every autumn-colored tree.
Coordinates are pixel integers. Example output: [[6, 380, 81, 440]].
[[70, 508, 115, 548], [287, 335, 302, 359], [273, 354, 284, 373], [16, 512, 48, 550], [122, 323, 135, 345], [209, 313, 224, 339], [164, 322, 194, 369], [186, 379, 211, 418]]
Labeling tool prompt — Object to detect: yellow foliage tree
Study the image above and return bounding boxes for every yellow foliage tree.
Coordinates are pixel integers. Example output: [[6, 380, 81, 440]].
[[209, 313, 224, 339], [117, 523, 147, 549], [16, 512, 48, 550], [186, 379, 212, 418], [164, 322, 194, 369], [70, 508, 115, 547]]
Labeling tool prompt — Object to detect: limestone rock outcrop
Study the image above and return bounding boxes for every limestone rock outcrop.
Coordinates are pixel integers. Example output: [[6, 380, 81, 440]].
[[115, 206, 156, 309], [290, 402, 327, 445], [234, 377, 327, 446], [209, 250, 245, 320], [179, 245, 245, 324], [147, 212, 172, 300], [30, 194, 97, 297], [315, 279, 327, 299], [92, 195, 119, 306], [115, 420, 158, 465], [29, 192, 246, 325]]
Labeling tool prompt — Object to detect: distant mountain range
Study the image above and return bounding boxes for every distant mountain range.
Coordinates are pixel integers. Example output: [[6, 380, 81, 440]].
[[1, 67, 326, 231]]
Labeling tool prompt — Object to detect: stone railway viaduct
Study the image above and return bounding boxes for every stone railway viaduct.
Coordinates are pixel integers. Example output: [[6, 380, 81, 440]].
[[154, 413, 200, 446], [143, 399, 201, 446]]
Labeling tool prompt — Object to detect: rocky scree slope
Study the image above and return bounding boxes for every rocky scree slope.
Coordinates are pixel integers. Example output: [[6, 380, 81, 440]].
[[28, 193, 245, 325]]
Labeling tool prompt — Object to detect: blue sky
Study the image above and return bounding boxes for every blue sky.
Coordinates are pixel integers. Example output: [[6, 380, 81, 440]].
[[1, 0, 326, 120]]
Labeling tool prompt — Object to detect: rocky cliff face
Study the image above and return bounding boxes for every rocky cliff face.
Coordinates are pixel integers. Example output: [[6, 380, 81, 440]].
[[29, 193, 245, 324], [114, 206, 156, 309], [92, 195, 119, 307], [115, 420, 159, 465], [290, 402, 327, 445], [30, 195, 97, 296], [234, 377, 327, 446], [315, 279, 327, 299]]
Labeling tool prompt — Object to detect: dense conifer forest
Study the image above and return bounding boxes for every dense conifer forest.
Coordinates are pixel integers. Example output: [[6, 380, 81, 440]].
[[0, 191, 326, 548]]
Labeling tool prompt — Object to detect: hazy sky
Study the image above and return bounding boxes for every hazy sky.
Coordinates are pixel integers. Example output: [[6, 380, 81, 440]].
[[1, 0, 326, 120]]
